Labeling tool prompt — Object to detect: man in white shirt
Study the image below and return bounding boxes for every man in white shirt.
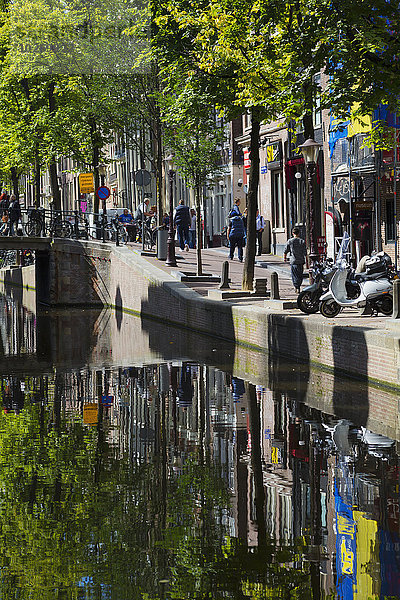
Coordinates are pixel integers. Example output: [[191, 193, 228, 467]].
[[256, 209, 265, 256]]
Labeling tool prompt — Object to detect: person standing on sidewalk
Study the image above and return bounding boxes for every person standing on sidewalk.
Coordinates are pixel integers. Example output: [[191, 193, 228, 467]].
[[8, 195, 21, 236], [256, 209, 265, 256], [283, 227, 307, 293], [227, 210, 246, 262], [174, 199, 191, 251], [189, 208, 196, 248]]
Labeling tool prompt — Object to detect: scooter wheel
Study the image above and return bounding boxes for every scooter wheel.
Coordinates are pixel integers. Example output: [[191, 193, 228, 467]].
[[297, 290, 320, 314], [378, 295, 393, 316], [319, 299, 341, 318]]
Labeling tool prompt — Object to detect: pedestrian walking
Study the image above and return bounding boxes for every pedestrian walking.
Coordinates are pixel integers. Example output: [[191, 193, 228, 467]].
[[189, 208, 196, 248], [8, 195, 21, 236], [256, 209, 265, 256], [230, 198, 242, 217], [227, 209, 246, 262], [283, 227, 307, 293], [174, 199, 191, 251]]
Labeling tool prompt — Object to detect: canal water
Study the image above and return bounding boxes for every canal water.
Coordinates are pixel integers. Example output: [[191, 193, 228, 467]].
[[1, 291, 400, 599]]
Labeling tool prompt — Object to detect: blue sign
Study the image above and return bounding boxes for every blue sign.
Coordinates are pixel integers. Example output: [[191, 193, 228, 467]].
[[261, 165, 268, 174], [101, 395, 113, 406], [96, 186, 110, 200], [335, 481, 357, 600]]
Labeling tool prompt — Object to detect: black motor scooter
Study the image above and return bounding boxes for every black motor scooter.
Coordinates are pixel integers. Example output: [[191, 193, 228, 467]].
[[297, 258, 335, 314]]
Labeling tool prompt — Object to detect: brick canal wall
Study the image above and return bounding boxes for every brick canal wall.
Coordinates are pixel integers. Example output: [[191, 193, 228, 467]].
[[2, 241, 400, 388]]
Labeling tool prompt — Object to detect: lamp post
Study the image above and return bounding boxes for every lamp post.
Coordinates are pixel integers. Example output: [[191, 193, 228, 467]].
[[165, 154, 177, 267], [299, 138, 321, 270]]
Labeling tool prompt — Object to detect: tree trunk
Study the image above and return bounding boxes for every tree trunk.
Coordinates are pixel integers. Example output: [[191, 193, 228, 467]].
[[195, 182, 203, 276], [10, 167, 19, 201], [302, 79, 316, 260], [247, 381, 266, 547], [48, 81, 61, 210], [90, 117, 100, 216], [49, 161, 61, 210], [242, 110, 260, 290], [34, 154, 41, 207]]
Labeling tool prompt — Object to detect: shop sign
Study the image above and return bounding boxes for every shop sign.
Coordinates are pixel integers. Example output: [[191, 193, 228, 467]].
[[354, 201, 373, 211], [244, 148, 251, 170], [317, 235, 326, 255], [325, 212, 335, 260], [266, 142, 282, 164]]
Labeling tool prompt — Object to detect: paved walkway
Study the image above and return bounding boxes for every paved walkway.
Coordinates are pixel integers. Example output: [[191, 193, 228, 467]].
[[127, 241, 394, 330]]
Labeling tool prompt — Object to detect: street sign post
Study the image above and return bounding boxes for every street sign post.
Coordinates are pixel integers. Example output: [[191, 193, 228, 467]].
[[96, 186, 111, 243], [134, 170, 151, 252]]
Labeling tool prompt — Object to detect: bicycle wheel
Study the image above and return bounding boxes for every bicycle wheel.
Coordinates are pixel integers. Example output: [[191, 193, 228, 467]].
[[103, 225, 114, 241], [25, 218, 42, 236], [52, 220, 73, 238], [144, 228, 154, 249], [118, 226, 128, 245]]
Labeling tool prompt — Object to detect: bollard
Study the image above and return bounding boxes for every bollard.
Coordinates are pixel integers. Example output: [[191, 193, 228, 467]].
[[393, 278, 400, 318], [253, 278, 267, 296], [270, 271, 280, 300], [74, 211, 79, 239], [219, 260, 230, 289], [102, 213, 106, 244], [115, 221, 120, 246]]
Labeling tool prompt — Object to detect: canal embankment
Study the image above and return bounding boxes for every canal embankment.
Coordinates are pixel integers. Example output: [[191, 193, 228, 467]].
[[1, 240, 400, 389]]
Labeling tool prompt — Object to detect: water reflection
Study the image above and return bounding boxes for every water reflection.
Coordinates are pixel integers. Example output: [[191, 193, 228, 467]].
[[1, 294, 400, 598], [0, 359, 397, 599]]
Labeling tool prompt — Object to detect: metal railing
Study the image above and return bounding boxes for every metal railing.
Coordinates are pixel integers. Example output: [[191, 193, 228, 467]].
[[0, 207, 157, 250]]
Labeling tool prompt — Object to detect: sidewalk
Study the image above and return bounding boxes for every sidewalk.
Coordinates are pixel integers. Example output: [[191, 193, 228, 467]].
[[130, 243, 298, 298], [127, 241, 396, 330]]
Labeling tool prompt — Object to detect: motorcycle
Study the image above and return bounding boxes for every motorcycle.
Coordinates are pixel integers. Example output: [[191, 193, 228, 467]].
[[319, 252, 395, 318], [297, 258, 335, 314]]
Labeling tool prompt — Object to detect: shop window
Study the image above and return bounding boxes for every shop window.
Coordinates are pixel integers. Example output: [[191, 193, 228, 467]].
[[272, 171, 284, 229]]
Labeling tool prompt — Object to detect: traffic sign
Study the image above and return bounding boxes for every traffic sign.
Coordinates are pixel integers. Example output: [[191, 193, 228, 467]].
[[135, 169, 151, 187], [96, 186, 111, 200], [79, 173, 95, 194]]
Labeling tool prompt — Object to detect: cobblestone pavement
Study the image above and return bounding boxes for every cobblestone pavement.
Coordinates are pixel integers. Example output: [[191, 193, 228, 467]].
[[127, 242, 394, 329]]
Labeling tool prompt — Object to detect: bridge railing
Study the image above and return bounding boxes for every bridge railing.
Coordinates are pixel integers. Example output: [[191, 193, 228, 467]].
[[0, 207, 128, 245]]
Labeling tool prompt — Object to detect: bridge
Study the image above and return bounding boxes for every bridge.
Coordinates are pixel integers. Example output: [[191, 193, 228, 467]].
[[0, 236, 52, 251], [0, 236, 116, 308]]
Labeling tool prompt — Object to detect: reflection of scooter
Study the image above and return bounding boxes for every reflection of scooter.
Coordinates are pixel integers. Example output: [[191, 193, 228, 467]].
[[319, 254, 394, 317]]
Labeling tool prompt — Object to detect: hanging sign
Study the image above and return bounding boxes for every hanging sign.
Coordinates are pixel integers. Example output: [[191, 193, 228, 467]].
[[325, 211, 335, 260], [79, 173, 95, 194]]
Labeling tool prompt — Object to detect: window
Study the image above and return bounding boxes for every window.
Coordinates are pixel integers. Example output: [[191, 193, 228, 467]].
[[272, 171, 284, 229]]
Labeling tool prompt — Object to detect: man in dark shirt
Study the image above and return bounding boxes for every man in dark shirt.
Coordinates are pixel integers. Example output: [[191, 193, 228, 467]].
[[283, 227, 307, 293], [174, 200, 191, 251]]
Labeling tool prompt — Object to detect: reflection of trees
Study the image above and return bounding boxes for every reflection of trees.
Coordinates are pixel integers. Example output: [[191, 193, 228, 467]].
[[0, 368, 327, 600]]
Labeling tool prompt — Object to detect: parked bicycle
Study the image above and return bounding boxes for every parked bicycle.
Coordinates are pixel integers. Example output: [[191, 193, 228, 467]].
[[104, 217, 128, 244], [25, 208, 72, 238], [136, 217, 156, 249]]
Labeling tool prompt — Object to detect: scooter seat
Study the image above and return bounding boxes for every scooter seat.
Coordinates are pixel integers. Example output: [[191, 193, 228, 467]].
[[354, 272, 387, 282]]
